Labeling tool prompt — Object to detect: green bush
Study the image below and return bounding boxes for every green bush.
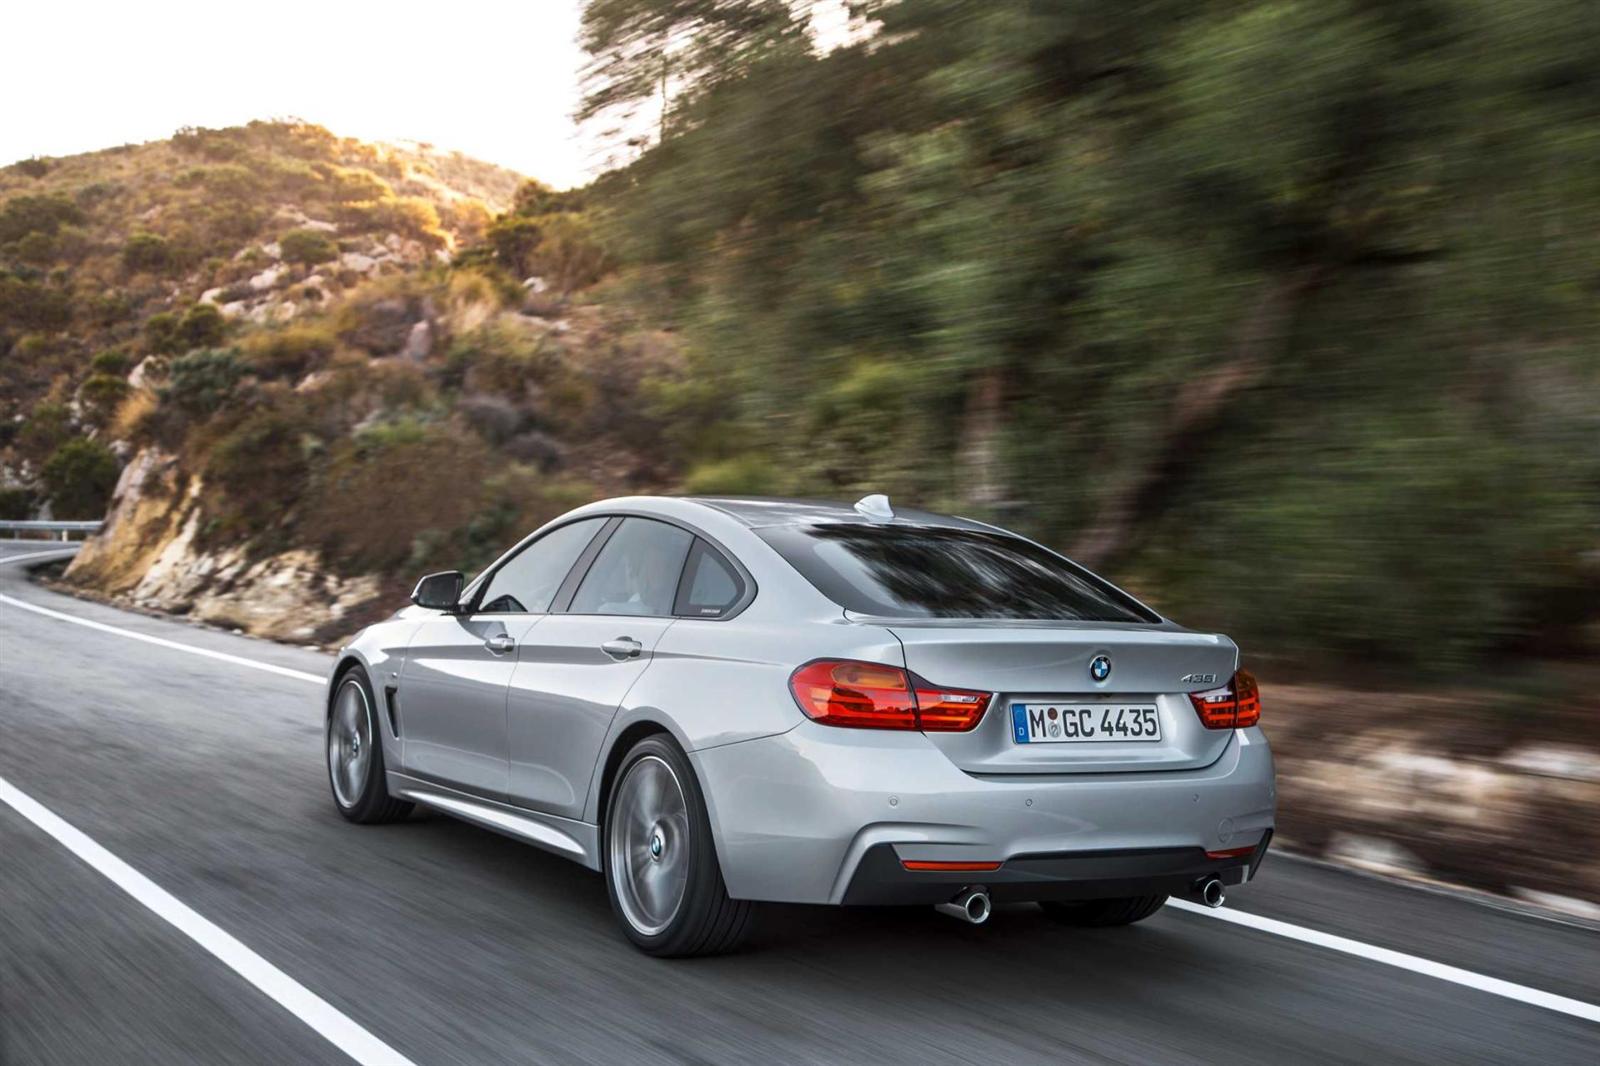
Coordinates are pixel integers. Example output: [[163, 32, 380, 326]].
[[122, 232, 171, 273], [40, 438, 119, 519], [279, 228, 338, 265], [0, 486, 37, 520], [174, 303, 227, 350], [14, 230, 56, 264], [171, 126, 247, 161], [143, 311, 179, 354], [203, 405, 314, 531], [14, 403, 72, 464], [0, 274, 72, 330], [159, 348, 242, 415], [174, 164, 261, 198], [7, 158, 51, 179], [90, 349, 131, 375], [78, 373, 132, 427], [0, 193, 83, 243], [484, 212, 611, 290], [323, 166, 392, 203]]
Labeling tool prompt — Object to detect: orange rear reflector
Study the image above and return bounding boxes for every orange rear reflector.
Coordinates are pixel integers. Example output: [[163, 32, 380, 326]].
[[901, 860, 1003, 872]]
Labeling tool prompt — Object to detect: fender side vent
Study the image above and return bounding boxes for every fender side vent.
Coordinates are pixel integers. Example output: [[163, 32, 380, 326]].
[[383, 685, 402, 736]]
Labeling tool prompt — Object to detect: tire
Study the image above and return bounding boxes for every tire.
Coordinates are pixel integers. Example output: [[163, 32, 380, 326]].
[[603, 734, 754, 957], [1038, 894, 1168, 927], [326, 666, 412, 824]]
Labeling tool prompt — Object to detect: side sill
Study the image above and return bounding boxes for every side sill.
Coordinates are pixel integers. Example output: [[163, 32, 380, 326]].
[[389, 774, 601, 871]]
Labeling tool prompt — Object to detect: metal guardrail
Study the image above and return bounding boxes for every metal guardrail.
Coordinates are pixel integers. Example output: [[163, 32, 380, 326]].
[[0, 520, 104, 542]]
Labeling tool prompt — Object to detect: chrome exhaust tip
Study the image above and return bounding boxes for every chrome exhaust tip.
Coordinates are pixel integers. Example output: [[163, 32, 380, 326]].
[[935, 887, 992, 925], [1197, 877, 1225, 908]]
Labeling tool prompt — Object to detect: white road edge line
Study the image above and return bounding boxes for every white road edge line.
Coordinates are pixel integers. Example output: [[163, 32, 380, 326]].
[[0, 774, 418, 1066], [0, 592, 325, 685], [5, 549, 1599, 1028], [1167, 898, 1600, 1024]]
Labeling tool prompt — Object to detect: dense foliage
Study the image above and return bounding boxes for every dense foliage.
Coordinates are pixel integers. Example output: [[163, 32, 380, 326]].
[[3, 6, 1596, 679], [582, 0, 1600, 671]]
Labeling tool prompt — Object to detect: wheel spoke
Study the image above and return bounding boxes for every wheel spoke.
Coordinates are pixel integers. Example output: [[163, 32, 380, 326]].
[[328, 680, 373, 807], [607, 755, 692, 936]]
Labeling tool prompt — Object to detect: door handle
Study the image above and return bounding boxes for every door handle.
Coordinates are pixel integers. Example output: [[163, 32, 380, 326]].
[[601, 637, 643, 660], [486, 633, 516, 654]]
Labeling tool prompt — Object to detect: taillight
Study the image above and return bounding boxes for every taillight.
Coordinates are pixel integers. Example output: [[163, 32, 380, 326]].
[[1188, 669, 1262, 730], [789, 660, 991, 732]]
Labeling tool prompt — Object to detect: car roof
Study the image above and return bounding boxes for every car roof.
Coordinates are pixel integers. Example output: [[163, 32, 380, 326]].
[[683, 495, 992, 531]]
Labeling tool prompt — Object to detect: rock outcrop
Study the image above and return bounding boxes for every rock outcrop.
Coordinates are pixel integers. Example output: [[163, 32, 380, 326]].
[[65, 447, 384, 644]]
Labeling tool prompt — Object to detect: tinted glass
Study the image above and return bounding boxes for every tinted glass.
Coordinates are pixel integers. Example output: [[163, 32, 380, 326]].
[[478, 518, 605, 614], [675, 541, 742, 617], [756, 523, 1159, 622], [570, 518, 694, 617]]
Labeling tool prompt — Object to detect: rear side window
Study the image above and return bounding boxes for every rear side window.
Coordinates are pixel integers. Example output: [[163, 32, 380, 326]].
[[674, 540, 743, 618], [478, 517, 606, 614], [569, 518, 694, 617], [755, 523, 1159, 623]]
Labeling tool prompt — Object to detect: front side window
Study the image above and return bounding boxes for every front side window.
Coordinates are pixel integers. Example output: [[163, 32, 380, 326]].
[[478, 517, 606, 614], [569, 518, 694, 617], [755, 523, 1159, 622]]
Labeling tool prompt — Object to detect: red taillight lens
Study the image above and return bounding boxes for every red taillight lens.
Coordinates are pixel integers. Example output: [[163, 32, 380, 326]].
[[790, 660, 918, 729], [1188, 669, 1262, 730], [789, 660, 991, 732], [1233, 669, 1261, 728], [911, 683, 991, 732]]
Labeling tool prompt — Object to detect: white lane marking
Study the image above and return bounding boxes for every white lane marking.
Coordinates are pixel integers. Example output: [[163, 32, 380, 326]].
[[1168, 898, 1600, 1025], [7, 550, 1599, 1028], [0, 774, 418, 1066], [0, 593, 325, 686]]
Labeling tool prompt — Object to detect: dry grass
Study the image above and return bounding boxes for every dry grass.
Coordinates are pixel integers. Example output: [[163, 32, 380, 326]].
[[108, 388, 158, 440]]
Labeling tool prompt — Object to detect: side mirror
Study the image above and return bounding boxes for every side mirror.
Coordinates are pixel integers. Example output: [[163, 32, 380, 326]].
[[411, 570, 465, 612]]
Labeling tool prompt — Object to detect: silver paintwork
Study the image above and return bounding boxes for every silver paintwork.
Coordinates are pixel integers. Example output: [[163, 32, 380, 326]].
[[394, 779, 592, 859], [327, 495, 1277, 905]]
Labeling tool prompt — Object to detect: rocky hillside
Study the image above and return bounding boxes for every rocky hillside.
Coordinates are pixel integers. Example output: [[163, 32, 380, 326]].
[[2, 121, 673, 640]]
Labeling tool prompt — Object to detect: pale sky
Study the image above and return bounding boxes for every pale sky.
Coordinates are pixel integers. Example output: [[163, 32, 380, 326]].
[[4, 1, 862, 189], [4, 1, 595, 187]]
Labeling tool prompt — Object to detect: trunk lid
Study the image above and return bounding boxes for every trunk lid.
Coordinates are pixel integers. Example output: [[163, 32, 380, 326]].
[[887, 620, 1238, 774]]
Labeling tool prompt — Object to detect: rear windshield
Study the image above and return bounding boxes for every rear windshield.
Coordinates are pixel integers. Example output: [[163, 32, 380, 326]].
[[756, 523, 1160, 622]]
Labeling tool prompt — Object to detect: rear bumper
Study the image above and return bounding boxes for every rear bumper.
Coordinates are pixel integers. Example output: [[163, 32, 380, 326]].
[[842, 834, 1272, 905], [690, 722, 1276, 905]]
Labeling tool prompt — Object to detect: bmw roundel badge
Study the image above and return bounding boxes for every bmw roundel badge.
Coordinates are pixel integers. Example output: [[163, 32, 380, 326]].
[[1089, 655, 1112, 682]]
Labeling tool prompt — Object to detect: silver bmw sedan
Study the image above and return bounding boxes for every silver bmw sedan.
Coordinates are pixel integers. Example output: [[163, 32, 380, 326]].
[[325, 495, 1276, 955]]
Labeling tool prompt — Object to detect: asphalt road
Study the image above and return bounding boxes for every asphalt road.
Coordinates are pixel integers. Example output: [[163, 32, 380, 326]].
[[2, 540, 1597, 1065]]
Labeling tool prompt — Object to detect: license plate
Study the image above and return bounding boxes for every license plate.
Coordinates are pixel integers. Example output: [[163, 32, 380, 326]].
[[1011, 703, 1161, 743]]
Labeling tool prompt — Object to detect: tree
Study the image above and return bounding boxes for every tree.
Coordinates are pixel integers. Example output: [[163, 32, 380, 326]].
[[41, 438, 119, 519], [578, 0, 807, 148], [585, 0, 1600, 670]]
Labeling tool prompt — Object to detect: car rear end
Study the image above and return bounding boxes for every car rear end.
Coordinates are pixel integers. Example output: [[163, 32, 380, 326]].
[[689, 510, 1276, 910]]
